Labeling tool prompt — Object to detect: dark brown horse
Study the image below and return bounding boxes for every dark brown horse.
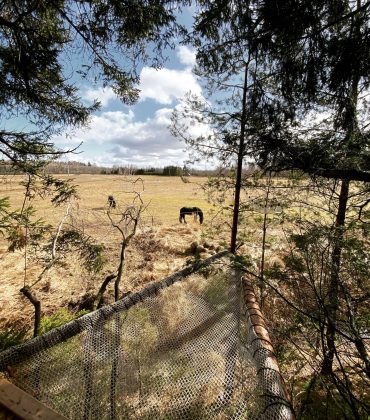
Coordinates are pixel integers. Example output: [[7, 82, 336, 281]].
[[179, 207, 204, 224], [108, 195, 116, 208]]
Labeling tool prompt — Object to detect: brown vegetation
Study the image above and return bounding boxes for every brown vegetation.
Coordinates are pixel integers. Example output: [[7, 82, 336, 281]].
[[0, 175, 219, 331]]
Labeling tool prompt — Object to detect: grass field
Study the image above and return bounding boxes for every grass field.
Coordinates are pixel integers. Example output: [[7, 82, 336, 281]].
[[0, 175, 226, 331], [0, 174, 213, 226], [0, 173, 333, 333], [2, 174, 368, 418]]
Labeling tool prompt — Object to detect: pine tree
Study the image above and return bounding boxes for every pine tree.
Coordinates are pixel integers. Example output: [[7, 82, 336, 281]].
[[0, 0, 186, 169]]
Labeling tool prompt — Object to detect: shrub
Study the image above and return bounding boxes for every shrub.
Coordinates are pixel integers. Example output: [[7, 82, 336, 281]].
[[0, 327, 28, 351], [39, 308, 89, 335]]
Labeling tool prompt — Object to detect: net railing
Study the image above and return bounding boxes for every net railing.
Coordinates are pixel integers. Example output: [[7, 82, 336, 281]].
[[0, 252, 294, 419], [242, 278, 294, 419]]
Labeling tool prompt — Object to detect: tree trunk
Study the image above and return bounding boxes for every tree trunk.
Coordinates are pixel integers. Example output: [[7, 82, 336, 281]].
[[95, 273, 117, 309], [321, 1, 360, 374], [230, 63, 249, 254], [321, 179, 349, 375], [114, 242, 126, 301], [259, 175, 272, 309], [20, 286, 41, 337]]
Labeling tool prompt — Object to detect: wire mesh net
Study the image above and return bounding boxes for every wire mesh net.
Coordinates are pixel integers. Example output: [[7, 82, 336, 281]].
[[0, 255, 293, 419]]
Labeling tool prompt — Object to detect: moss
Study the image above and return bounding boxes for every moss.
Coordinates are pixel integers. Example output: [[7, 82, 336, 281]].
[[39, 308, 89, 335]]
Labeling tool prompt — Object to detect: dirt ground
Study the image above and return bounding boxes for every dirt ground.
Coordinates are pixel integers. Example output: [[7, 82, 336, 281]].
[[0, 175, 228, 332]]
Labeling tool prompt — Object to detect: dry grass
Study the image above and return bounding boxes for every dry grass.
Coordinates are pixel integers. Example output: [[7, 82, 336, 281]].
[[0, 173, 337, 333], [0, 175, 222, 331], [0, 174, 212, 227]]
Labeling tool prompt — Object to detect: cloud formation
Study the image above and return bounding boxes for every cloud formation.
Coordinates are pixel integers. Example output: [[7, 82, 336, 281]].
[[82, 86, 116, 107], [82, 59, 201, 108], [55, 100, 214, 167], [55, 108, 188, 166], [59, 47, 206, 167], [139, 67, 201, 104], [177, 45, 197, 67]]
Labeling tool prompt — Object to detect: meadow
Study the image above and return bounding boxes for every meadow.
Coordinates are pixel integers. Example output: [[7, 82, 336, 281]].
[[0, 174, 223, 331], [0, 174, 212, 226], [0, 173, 339, 333], [1, 174, 368, 418], [0, 173, 323, 331]]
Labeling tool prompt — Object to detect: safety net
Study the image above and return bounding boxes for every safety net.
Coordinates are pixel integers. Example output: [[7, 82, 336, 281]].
[[0, 252, 293, 419]]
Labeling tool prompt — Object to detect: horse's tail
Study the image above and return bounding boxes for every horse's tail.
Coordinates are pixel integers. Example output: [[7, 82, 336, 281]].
[[179, 208, 184, 223], [197, 208, 204, 224]]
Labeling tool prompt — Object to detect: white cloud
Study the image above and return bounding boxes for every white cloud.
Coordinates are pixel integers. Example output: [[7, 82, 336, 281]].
[[82, 87, 117, 107], [54, 108, 190, 167], [81, 51, 201, 109], [177, 45, 197, 67], [85, 149, 185, 168], [172, 101, 214, 139], [54, 53, 209, 166], [139, 67, 202, 104], [53, 110, 134, 145]]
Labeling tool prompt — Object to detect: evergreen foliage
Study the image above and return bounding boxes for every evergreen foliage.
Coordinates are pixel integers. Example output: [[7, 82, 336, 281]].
[[252, 0, 370, 180], [0, 0, 188, 170]]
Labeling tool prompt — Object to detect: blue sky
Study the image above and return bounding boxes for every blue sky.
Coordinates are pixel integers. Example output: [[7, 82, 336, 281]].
[[53, 41, 205, 168]]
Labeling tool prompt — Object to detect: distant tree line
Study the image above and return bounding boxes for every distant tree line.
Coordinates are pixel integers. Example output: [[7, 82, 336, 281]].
[[0, 160, 260, 177]]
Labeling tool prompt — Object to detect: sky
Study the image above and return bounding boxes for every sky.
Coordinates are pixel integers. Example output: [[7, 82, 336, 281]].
[[53, 43, 205, 169]]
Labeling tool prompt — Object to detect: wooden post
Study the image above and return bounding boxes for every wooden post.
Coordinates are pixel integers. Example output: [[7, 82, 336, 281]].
[[0, 379, 66, 420]]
